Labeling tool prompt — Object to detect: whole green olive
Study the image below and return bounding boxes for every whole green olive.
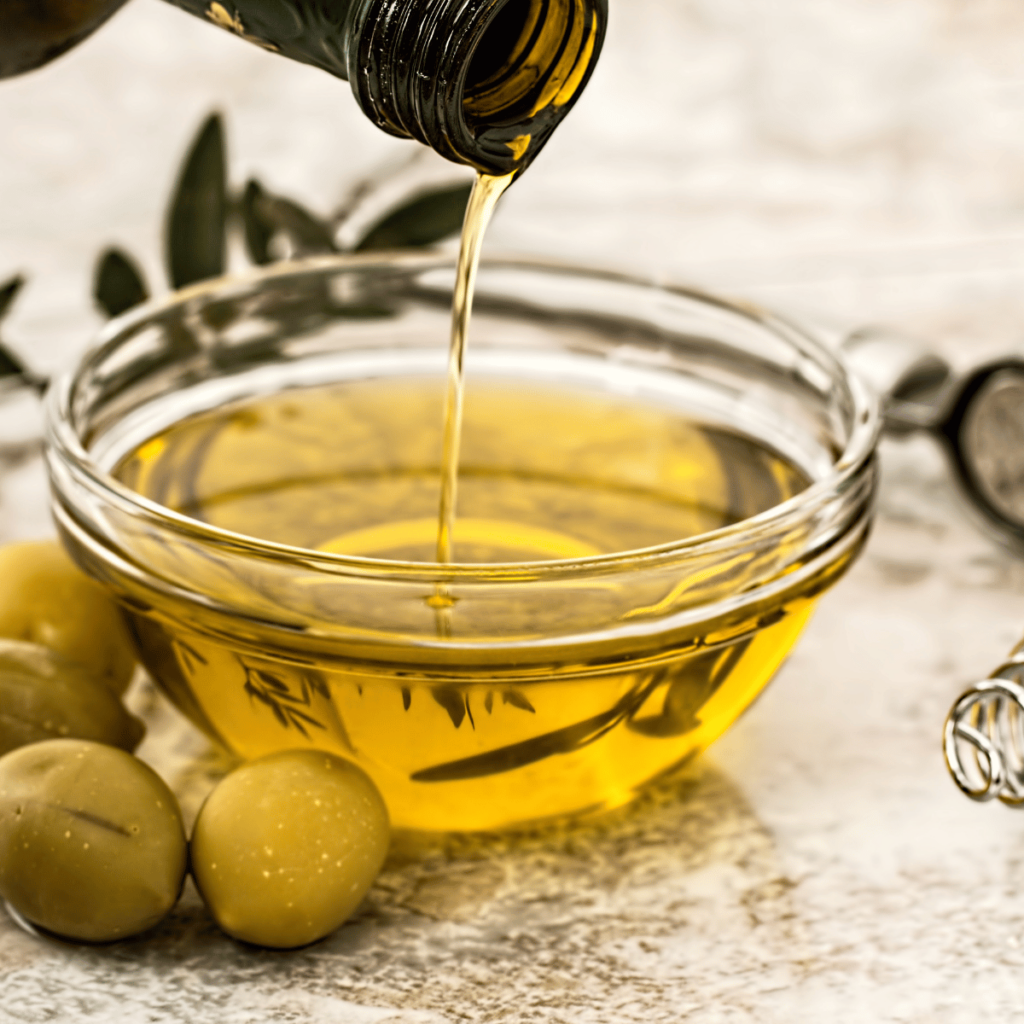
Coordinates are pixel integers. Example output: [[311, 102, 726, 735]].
[[190, 749, 390, 948], [0, 739, 187, 942], [0, 639, 144, 756], [0, 540, 136, 694]]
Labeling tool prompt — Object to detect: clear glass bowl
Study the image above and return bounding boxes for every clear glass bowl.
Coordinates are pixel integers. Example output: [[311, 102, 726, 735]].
[[45, 253, 879, 832]]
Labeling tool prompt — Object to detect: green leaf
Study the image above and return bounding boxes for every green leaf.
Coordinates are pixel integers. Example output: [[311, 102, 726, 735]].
[[94, 247, 149, 319], [0, 345, 30, 383], [354, 182, 472, 252], [502, 689, 536, 713], [412, 673, 665, 783], [241, 180, 274, 265], [166, 112, 227, 289], [432, 686, 468, 730], [0, 276, 44, 393], [0, 275, 25, 324], [242, 178, 336, 264], [628, 642, 751, 738]]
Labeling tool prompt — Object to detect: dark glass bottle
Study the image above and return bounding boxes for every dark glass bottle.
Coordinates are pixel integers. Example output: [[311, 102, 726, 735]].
[[0, 0, 131, 79], [0, 0, 608, 176]]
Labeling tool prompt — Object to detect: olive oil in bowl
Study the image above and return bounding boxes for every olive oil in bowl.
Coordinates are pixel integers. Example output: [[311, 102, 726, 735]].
[[47, 255, 878, 831]]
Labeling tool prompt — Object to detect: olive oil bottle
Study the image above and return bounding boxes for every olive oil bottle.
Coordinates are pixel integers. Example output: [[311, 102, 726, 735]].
[[0, 0, 130, 78], [0, 0, 607, 176]]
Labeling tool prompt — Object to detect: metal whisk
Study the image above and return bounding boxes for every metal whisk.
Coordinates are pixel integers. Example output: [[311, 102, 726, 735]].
[[839, 330, 1024, 805], [944, 640, 1024, 804]]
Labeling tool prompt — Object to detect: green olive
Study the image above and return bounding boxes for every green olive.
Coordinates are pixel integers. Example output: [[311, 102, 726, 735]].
[[190, 749, 390, 948], [0, 639, 144, 756], [0, 540, 136, 694], [0, 739, 187, 942]]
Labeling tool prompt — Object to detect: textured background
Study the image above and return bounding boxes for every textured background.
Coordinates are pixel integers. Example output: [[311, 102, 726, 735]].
[[3, 1, 1024, 1021]]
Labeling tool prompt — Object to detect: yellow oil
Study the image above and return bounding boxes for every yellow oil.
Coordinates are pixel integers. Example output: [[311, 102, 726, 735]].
[[437, 171, 514, 566], [112, 373, 838, 832]]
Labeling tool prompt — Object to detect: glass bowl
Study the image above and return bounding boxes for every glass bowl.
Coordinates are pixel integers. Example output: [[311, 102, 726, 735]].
[[45, 253, 879, 832]]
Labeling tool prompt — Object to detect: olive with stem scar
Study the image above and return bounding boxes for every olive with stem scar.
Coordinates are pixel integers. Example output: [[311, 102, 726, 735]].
[[0, 739, 188, 942]]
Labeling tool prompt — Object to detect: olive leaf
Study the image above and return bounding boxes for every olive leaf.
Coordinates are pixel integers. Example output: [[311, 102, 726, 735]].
[[628, 641, 751, 739], [241, 180, 274, 266], [242, 179, 336, 264], [0, 275, 44, 394], [166, 112, 227, 288], [0, 276, 27, 384], [121, 618, 223, 746], [484, 689, 536, 714], [175, 639, 208, 675], [412, 672, 666, 783], [0, 275, 24, 324], [0, 344, 33, 389], [241, 660, 326, 739], [432, 686, 474, 730], [93, 247, 150, 319], [354, 182, 472, 252], [502, 689, 536, 713]]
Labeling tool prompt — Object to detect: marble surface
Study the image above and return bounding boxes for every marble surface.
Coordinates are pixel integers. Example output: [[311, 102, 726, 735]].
[[4, 1, 1024, 1021]]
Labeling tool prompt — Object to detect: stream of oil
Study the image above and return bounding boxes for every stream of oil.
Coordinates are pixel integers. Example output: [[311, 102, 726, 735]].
[[431, 171, 515, 635], [437, 171, 515, 564]]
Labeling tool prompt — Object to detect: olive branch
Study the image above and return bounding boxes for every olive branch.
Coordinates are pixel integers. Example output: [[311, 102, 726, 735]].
[[0, 111, 473, 391], [241, 660, 330, 739]]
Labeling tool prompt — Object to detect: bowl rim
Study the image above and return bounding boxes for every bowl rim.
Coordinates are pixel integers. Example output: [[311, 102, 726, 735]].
[[45, 250, 880, 585]]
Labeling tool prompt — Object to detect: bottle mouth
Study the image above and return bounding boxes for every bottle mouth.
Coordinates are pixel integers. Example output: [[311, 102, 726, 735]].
[[347, 0, 607, 175]]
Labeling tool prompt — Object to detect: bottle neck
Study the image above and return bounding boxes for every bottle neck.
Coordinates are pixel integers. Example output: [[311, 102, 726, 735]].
[[346, 0, 607, 175], [165, 1, 356, 78]]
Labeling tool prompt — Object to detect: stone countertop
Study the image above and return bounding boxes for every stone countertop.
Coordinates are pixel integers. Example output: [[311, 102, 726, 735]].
[[3, 2, 1024, 1021]]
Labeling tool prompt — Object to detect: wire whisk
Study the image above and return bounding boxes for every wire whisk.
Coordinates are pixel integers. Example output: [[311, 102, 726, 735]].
[[944, 639, 1024, 804]]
